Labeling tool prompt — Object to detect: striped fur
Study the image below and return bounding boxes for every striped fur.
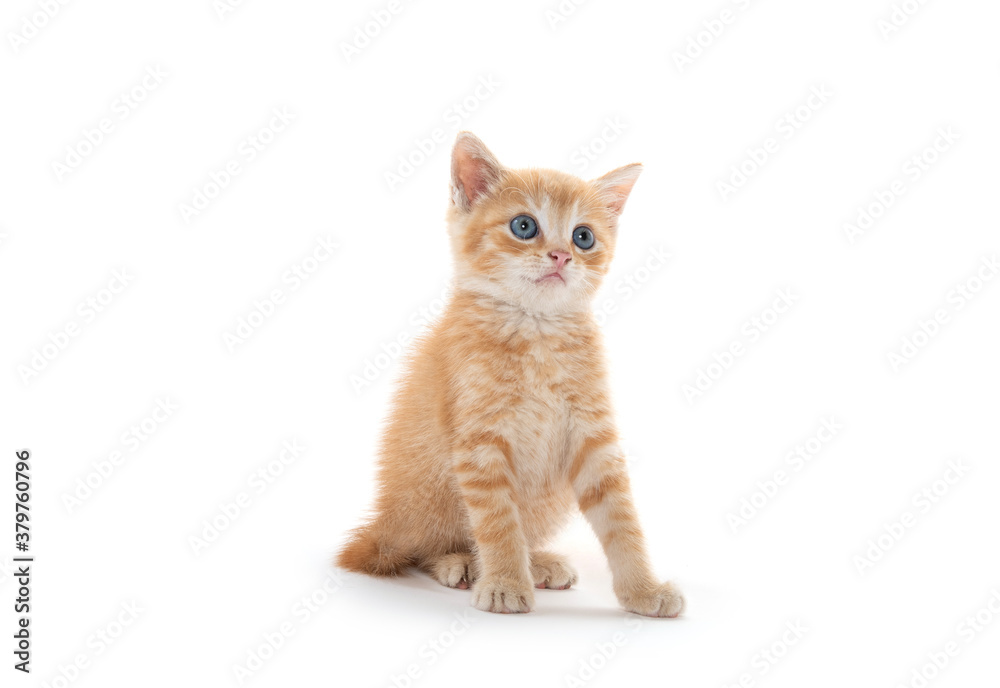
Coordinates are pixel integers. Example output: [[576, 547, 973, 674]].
[[336, 132, 685, 617]]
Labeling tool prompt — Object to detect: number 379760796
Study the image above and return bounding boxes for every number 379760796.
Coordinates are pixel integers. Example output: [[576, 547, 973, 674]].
[[15, 449, 31, 551]]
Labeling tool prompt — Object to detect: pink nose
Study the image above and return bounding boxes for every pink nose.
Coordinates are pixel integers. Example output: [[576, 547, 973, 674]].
[[549, 251, 571, 270]]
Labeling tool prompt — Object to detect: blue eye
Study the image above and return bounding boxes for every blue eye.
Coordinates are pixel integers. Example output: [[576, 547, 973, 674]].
[[510, 215, 538, 240], [573, 226, 595, 250]]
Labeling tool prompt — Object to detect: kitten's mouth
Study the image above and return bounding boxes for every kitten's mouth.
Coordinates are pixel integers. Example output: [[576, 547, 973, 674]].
[[536, 272, 565, 284]]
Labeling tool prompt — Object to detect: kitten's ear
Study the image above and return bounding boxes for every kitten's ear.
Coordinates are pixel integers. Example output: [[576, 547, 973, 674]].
[[451, 132, 504, 212], [592, 163, 643, 216]]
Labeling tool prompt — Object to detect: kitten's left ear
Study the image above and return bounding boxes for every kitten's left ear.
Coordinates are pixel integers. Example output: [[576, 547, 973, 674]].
[[451, 132, 504, 212], [592, 163, 643, 216]]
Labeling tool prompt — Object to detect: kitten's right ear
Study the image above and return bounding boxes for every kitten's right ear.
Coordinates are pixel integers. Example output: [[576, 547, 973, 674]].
[[451, 132, 503, 212]]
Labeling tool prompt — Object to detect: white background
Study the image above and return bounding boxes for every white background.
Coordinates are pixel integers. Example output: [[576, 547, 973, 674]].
[[2, 0, 999, 686]]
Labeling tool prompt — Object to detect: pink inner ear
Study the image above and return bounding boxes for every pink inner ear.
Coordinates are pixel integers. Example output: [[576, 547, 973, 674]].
[[459, 158, 488, 203], [606, 190, 629, 215], [595, 164, 642, 215], [451, 133, 503, 208]]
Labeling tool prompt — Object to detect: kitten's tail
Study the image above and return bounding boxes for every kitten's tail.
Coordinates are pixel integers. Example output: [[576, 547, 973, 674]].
[[335, 521, 412, 576]]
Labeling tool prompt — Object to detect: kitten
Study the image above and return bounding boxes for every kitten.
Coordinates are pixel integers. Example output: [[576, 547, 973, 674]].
[[337, 132, 685, 617]]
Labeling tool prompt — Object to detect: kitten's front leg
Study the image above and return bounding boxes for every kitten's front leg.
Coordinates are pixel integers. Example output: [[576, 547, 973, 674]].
[[454, 441, 535, 613], [571, 440, 685, 617]]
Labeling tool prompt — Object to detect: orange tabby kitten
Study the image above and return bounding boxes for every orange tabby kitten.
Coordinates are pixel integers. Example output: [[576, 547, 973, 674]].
[[337, 132, 685, 617]]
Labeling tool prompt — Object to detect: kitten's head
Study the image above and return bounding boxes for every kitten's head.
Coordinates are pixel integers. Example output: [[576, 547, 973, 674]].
[[446, 132, 642, 317]]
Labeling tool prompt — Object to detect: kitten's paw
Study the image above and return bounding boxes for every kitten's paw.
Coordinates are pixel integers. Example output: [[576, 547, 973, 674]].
[[530, 551, 578, 590], [619, 581, 686, 618], [471, 578, 534, 614], [427, 552, 477, 590]]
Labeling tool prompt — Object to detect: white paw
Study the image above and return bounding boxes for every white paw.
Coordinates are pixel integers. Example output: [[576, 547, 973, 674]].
[[471, 578, 534, 614], [620, 581, 685, 618], [530, 552, 578, 590]]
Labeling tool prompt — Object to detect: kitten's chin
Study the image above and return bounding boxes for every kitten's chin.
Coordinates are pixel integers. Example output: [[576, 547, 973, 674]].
[[535, 273, 565, 284], [521, 279, 598, 317], [456, 274, 593, 317]]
